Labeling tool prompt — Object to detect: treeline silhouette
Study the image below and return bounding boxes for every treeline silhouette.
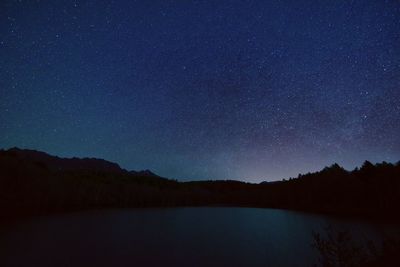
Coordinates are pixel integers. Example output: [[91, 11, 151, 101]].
[[1, 148, 399, 220]]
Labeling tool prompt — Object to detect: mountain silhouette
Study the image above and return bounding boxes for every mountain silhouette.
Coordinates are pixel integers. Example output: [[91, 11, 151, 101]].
[[5, 147, 161, 178], [1, 147, 399, 221], [130, 169, 159, 177]]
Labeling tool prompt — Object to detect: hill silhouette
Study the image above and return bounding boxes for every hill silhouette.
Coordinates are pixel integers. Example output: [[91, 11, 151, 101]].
[[6, 147, 125, 173], [1, 148, 399, 221]]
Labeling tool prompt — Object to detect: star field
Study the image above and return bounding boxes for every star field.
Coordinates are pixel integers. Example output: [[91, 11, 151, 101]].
[[1, 0, 399, 182]]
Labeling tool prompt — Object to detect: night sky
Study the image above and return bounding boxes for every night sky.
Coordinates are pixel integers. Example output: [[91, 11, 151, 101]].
[[1, 0, 399, 182]]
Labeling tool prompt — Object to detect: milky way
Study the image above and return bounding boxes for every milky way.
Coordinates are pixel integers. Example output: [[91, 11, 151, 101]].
[[1, 0, 399, 181]]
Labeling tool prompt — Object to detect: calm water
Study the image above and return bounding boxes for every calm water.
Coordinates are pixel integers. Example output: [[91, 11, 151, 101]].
[[0, 208, 398, 267]]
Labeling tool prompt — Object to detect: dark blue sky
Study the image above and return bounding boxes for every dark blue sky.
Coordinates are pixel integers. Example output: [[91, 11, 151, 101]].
[[1, 0, 399, 182]]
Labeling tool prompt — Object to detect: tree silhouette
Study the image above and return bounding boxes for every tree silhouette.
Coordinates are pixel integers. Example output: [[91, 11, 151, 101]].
[[312, 226, 400, 267]]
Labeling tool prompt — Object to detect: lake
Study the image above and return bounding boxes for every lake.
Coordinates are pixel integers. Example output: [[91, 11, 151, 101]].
[[0, 207, 398, 267]]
